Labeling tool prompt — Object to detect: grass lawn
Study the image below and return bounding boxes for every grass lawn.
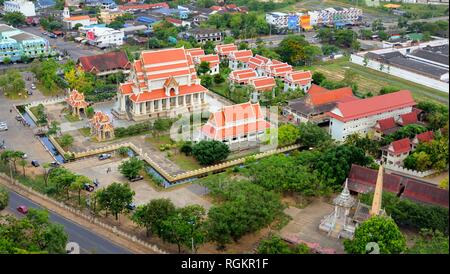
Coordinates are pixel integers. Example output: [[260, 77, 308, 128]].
[[145, 134, 173, 147], [64, 113, 81, 122], [78, 127, 91, 137], [36, 82, 63, 97], [306, 57, 449, 105], [168, 153, 202, 171]]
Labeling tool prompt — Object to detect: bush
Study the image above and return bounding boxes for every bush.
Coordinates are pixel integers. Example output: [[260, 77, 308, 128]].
[[360, 192, 449, 234], [180, 141, 193, 156], [192, 140, 230, 165], [0, 186, 9, 210], [115, 122, 151, 138]]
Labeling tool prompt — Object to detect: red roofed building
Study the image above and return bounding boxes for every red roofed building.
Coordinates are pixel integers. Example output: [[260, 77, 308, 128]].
[[284, 70, 312, 93], [228, 50, 253, 70], [63, 6, 98, 29], [382, 138, 411, 166], [283, 84, 357, 124], [397, 111, 418, 126], [412, 131, 434, 149], [78, 51, 131, 76], [200, 102, 271, 150], [248, 55, 270, 76], [265, 62, 292, 78], [228, 69, 258, 84], [196, 54, 220, 75], [165, 17, 182, 27], [248, 76, 276, 102], [327, 90, 416, 141], [214, 43, 238, 57], [115, 48, 208, 121], [118, 2, 169, 11], [347, 164, 448, 208], [66, 89, 89, 117], [373, 117, 400, 138]]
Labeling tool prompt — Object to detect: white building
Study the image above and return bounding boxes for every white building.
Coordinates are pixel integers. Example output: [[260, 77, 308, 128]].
[[3, 0, 36, 17], [328, 90, 416, 141], [62, 6, 98, 29], [228, 49, 253, 70], [307, 7, 362, 27], [265, 12, 289, 29], [283, 70, 312, 92], [82, 26, 124, 48]]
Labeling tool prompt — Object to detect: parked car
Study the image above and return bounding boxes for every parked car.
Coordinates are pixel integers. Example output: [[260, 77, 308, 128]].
[[17, 205, 29, 214], [31, 84, 36, 90], [21, 154, 27, 159], [93, 178, 99, 187], [27, 90, 33, 95], [0, 122, 7, 131], [98, 153, 111, 160], [49, 34, 57, 39], [129, 175, 144, 182], [126, 203, 136, 211], [50, 161, 60, 167], [15, 115, 23, 121], [83, 183, 94, 192], [31, 160, 40, 167]]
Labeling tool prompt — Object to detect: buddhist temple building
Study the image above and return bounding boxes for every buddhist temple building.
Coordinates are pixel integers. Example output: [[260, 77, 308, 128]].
[[115, 47, 208, 121], [200, 102, 271, 151], [66, 89, 88, 117], [90, 111, 114, 141]]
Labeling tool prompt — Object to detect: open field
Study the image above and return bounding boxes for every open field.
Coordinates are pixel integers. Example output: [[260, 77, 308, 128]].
[[304, 57, 449, 105]]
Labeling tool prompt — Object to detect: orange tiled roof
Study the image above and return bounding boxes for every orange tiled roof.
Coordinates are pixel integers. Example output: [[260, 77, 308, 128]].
[[390, 138, 411, 155], [309, 87, 355, 106], [119, 83, 134, 95], [129, 84, 207, 102], [249, 77, 276, 91]]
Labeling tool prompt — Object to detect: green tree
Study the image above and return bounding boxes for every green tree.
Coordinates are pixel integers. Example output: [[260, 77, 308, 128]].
[[3, 12, 26, 27], [257, 235, 292, 254], [321, 44, 340, 56], [380, 86, 400, 95], [64, 67, 94, 94], [0, 186, 8, 210], [58, 134, 74, 149], [48, 167, 77, 199], [132, 198, 176, 237], [276, 35, 312, 66], [71, 175, 91, 205], [47, 121, 61, 136], [0, 208, 68, 254], [2, 57, 11, 65], [152, 118, 173, 137], [160, 205, 207, 253], [272, 124, 301, 147], [0, 69, 26, 97], [298, 122, 331, 148], [312, 72, 326, 85], [117, 146, 130, 157], [97, 182, 135, 221], [192, 140, 230, 165], [197, 61, 211, 75], [200, 74, 213, 88], [314, 144, 373, 189], [85, 106, 95, 118], [407, 229, 449, 254], [118, 157, 144, 179], [18, 159, 27, 176], [31, 59, 60, 91], [344, 216, 406, 254], [213, 73, 225, 84]]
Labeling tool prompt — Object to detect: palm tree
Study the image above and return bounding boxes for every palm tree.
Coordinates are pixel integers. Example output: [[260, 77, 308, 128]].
[[19, 159, 27, 176]]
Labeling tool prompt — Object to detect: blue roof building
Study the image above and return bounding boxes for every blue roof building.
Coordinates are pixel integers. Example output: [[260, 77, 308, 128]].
[[36, 0, 56, 9]]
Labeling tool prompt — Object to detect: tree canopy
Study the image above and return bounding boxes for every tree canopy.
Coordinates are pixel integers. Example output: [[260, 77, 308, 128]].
[[97, 182, 135, 221], [192, 140, 230, 165], [344, 216, 406, 254]]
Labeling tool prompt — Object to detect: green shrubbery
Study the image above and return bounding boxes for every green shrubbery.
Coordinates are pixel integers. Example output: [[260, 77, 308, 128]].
[[115, 122, 151, 138]]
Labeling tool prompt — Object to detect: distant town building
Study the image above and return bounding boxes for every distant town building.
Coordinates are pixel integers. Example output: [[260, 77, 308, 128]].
[[308, 7, 362, 27], [351, 40, 449, 93], [265, 12, 289, 29], [62, 6, 98, 29], [185, 28, 223, 43], [200, 102, 271, 150], [35, 0, 56, 10], [118, 2, 169, 12], [115, 47, 208, 121], [80, 25, 124, 48], [0, 24, 52, 63], [327, 90, 416, 141], [99, 9, 124, 24], [78, 51, 131, 76], [3, 0, 36, 17]]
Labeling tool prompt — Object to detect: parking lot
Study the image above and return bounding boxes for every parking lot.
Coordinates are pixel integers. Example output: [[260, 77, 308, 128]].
[[64, 156, 212, 210]]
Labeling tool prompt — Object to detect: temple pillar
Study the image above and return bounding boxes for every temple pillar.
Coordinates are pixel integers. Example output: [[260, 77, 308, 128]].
[[134, 102, 140, 115], [120, 95, 126, 112], [183, 95, 186, 106], [175, 96, 179, 107], [166, 98, 170, 110], [197, 93, 201, 105], [159, 100, 163, 111], [141, 102, 147, 115], [150, 100, 154, 113]]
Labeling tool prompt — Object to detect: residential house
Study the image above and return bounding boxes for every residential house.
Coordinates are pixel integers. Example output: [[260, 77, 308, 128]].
[[283, 70, 312, 92], [381, 138, 412, 166], [185, 28, 222, 43], [228, 49, 253, 70], [228, 68, 258, 84]]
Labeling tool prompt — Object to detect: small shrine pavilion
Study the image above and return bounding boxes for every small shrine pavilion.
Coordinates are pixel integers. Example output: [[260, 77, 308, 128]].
[[66, 89, 88, 117], [90, 111, 114, 141]]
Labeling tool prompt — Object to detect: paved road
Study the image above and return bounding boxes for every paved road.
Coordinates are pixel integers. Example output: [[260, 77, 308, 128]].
[[6, 190, 132, 254], [18, 26, 103, 61]]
